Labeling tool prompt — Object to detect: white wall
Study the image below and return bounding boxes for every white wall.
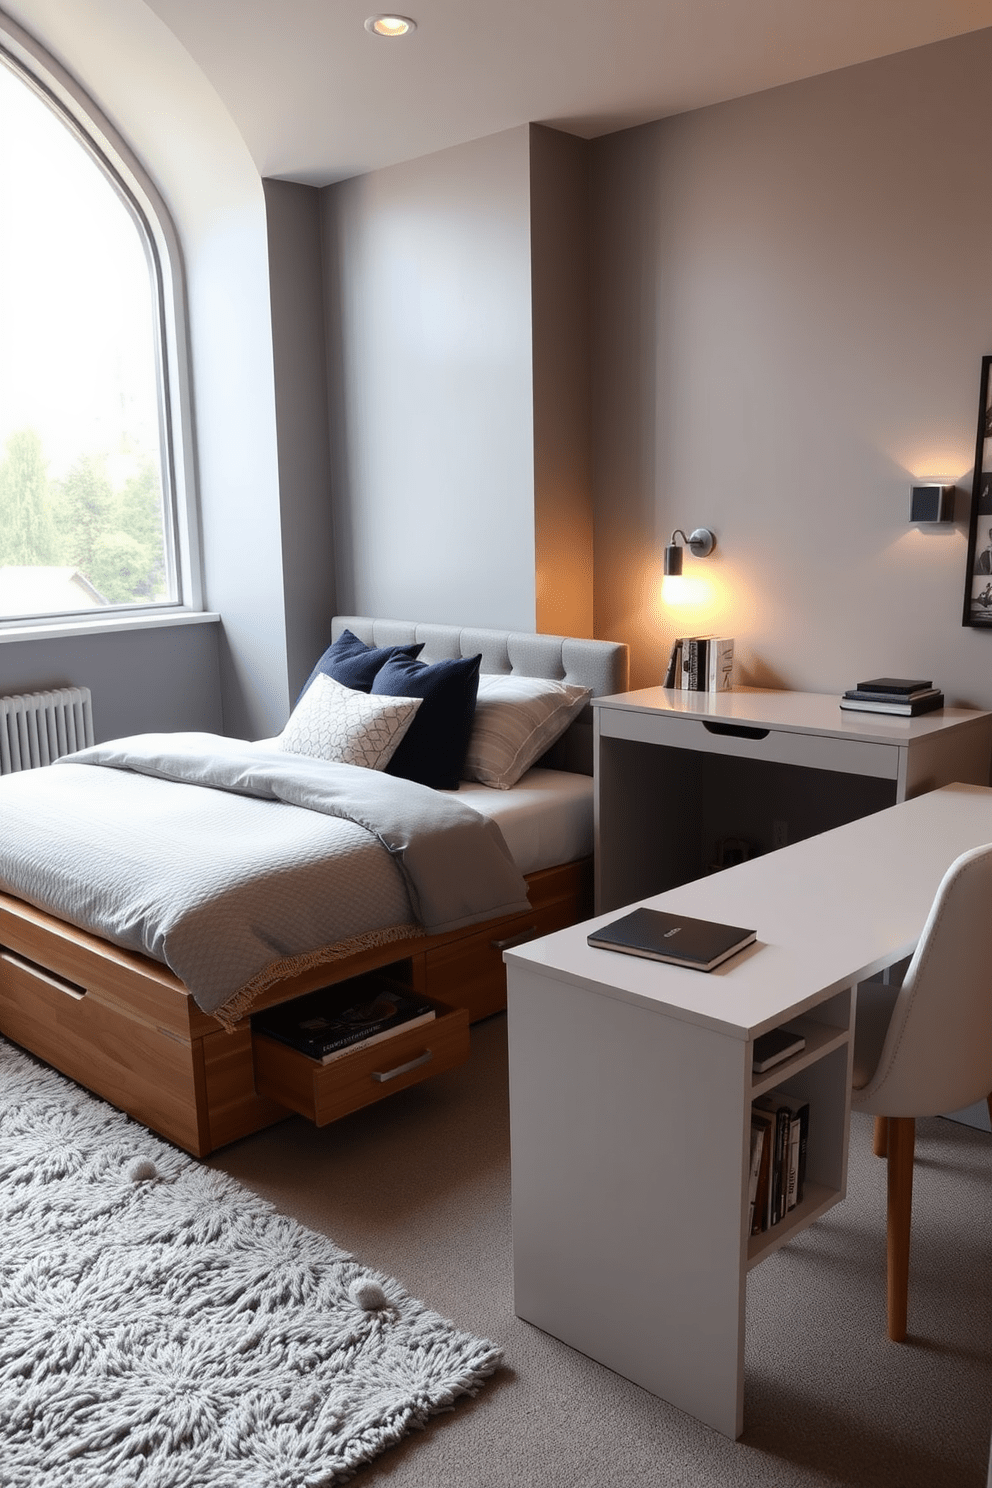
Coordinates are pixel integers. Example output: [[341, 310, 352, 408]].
[[590, 29, 992, 704], [321, 126, 539, 631], [3, 0, 289, 738]]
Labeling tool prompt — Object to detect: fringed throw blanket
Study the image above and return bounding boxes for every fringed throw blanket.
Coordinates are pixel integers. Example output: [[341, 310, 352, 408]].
[[0, 733, 529, 1023]]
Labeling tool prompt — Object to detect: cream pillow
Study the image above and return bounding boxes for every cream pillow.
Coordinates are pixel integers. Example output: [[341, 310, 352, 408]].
[[461, 674, 591, 789], [278, 673, 422, 770]]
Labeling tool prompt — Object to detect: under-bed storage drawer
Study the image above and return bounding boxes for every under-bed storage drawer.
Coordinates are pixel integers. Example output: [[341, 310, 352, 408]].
[[251, 999, 469, 1126], [425, 898, 584, 1022], [0, 945, 206, 1152]]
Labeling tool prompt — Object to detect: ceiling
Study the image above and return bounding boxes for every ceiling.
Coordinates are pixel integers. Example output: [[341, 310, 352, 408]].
[[143, 0, 992, 185]]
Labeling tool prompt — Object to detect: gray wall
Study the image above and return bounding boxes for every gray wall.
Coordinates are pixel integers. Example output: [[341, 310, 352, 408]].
[[321, 126, 539, 631], [13, 12, 992, 740], [264, 178, 336, 702], [591, 29, 992, 701], [0, 621, 222, 743]]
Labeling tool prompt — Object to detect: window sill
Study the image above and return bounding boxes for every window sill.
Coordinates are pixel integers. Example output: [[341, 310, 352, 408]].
[[0, 610, 221, 645]]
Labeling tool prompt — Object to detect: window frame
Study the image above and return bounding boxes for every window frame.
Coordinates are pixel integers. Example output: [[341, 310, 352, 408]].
[[0, 16, 202, 632]]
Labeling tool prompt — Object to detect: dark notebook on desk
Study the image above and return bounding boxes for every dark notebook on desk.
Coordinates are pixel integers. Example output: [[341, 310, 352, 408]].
[[588, 907, 756, 972]]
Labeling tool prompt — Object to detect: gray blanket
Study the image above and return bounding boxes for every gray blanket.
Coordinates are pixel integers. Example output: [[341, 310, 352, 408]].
[[0, 733, 530, 1022]]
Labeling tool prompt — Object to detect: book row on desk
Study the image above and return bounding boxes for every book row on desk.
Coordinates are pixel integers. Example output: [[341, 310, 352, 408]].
[[749, 1092, 810, 1235], [663, 636, 734, 692], [251, 974, 435, 1064], [840, 676, 944, 717]]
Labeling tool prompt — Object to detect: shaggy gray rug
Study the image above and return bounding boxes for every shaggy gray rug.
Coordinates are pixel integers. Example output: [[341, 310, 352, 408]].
[[0, 1037, 502, 1486]]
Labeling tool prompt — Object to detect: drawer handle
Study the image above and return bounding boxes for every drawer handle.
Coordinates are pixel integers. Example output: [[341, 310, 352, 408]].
[[491, 925, 539, 951], [702, 721, 770, 741], [0, 949, 87, 1000], [371, 1049, 433, 1083]]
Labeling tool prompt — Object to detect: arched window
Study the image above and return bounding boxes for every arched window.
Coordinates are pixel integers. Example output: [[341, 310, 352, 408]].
[[0, 41, 193, 623]]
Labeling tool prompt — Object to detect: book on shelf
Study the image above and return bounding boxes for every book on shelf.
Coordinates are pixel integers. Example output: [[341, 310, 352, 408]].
[[840, 691, 943, 717], [752, 1025, 806, 1074], [767, 1099, 791, 1224], [750, 1107, 776, 1235], [667, 635, 734, 693], [686, 637, 705, 691], [747, 1120, 765, 1235], [775, 1092, 810, 1210], [679, 637, 704, 690], [707, 637, 735, 692], [663, 637, 684, 688], [754, 1091, 810, 1218], [587, 906, 756, 972], [252, 974, 435, 1063]]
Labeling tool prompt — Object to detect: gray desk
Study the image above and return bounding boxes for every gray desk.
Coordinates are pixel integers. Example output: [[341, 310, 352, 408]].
[[506, 784, 992, 1438], [593, 687, 992, 912]]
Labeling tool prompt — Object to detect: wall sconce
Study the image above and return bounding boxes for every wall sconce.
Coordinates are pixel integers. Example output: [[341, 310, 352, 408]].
[[664, 527, 716, 576], [909, 485, 955, 523]]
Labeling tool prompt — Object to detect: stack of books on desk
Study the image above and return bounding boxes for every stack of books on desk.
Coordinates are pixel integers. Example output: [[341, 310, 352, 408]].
[[840, 677, 944, 717], [664, 636, 734, 692], [252, 974, 435, 1064]]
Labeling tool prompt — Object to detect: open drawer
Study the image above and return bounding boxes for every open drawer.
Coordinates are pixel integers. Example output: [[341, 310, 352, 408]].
[[251, 997, 470, 1126]]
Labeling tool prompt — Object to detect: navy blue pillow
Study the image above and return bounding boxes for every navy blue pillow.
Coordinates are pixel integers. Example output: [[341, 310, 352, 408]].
[[372, 652, 482, 790], [297, 630, 424, 702]]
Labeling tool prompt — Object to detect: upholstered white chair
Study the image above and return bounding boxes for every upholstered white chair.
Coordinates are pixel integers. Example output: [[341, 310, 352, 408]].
[[852, 842, 992, 1342]]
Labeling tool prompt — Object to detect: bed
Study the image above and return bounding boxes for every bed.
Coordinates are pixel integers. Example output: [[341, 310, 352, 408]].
[[0, 617, 627, 1156]]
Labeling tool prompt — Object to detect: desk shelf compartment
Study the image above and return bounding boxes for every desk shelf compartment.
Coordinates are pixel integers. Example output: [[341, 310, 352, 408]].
[[749, 1001, 851, 1100], [746, 1180, 841, 1268], [746, 1040, 852, 1270], [252, 997, 469, 1126]]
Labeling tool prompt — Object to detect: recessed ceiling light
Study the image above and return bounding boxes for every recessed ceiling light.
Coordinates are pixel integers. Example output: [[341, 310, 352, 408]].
[[365, 15, 417, 37]]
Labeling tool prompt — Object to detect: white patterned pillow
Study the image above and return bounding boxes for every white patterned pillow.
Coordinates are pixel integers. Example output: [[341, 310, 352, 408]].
[[461, 674, 591, 789], [278, 673, 422, 770]]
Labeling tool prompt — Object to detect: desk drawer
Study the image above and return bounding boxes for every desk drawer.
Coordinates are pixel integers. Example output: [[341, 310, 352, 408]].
[[598, 709, 900, 780], [252, 1000, 469, 1126]]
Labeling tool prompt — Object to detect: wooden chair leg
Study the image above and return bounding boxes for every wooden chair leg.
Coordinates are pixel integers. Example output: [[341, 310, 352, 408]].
[[886, 1116, 915, 1343], [873, 1116, 888, 1157]]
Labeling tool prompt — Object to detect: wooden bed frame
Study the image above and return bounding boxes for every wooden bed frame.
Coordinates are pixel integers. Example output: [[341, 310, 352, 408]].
[[0, 619, 627, 1157]]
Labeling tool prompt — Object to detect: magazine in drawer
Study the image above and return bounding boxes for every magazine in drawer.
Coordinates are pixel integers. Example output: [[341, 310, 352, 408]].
[[251, 989, 469, 1126]]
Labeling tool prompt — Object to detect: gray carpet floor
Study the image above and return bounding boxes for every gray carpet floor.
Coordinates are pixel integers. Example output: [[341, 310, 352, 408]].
[[210, 1013, 992, 1487]]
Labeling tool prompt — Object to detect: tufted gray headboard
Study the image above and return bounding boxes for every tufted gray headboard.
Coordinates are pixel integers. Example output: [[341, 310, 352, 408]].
[[331, 617, 629, 776]]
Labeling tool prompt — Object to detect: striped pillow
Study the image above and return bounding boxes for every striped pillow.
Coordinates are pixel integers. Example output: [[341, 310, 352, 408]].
[[461, 675, 591, 789]]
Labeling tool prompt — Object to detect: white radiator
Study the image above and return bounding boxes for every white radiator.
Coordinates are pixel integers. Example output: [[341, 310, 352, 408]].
[[0, 687, 94, 774]]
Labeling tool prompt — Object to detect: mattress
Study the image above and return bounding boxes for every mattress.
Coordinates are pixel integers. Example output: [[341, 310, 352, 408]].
[[451, 767, 593, 877], [253, 740, 595, 878]]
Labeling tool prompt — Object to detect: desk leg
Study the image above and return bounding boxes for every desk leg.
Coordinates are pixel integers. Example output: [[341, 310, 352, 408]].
[[508, 968, 751, 1438]]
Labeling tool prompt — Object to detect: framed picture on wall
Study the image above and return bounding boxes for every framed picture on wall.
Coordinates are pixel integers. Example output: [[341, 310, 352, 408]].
[[963, 354, 992, 626]]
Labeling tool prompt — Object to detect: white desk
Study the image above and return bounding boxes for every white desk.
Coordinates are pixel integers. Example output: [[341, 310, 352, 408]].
[[594, 688, 992, 912], [506, 784, 992, 1439]]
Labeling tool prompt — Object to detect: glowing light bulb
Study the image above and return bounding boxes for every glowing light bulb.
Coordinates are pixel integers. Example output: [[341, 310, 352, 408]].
[[365, 14, 416, 36]]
